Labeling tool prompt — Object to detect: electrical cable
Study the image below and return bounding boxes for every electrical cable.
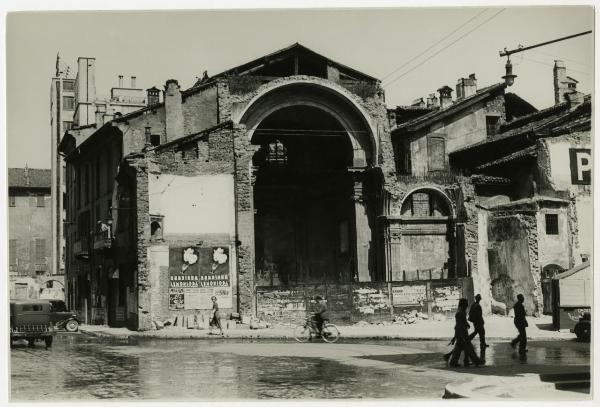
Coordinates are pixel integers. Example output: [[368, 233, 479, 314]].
[[381, 8, 489, 81], [384, 8, 506, 88], [521, 57, 591, 76]]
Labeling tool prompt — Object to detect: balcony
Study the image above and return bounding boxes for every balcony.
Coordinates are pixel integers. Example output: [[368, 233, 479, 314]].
[[93, 226, 113, 251]]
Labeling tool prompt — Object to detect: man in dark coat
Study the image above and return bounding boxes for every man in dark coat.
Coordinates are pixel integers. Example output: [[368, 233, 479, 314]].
[[468, 294, 489, 351], [510, 294, 528, 355], [449, 298, 484, 367]]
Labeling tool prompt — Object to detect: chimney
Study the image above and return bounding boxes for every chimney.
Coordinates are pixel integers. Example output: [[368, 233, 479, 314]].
[[131, 76, 137, 88], [437, 86, 453, 109], [147, 87, 160, 106], [24, 164, 30, 186], [565, 91, 584, 109], [554, 60, 579, 105], [456, 73, 477, 100], [164, 79, 184, 142], [426, 93, 439, 108], [118, 75, 124, 88]]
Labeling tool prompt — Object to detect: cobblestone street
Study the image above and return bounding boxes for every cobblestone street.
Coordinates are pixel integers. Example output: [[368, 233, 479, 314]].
[[10, 333, 590, 400]]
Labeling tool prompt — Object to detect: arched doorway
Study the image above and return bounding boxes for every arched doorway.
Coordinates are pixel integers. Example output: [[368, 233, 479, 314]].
[[240, 82, 379, 286]]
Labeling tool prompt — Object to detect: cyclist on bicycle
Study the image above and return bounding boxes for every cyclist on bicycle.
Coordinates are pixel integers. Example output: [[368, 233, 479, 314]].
[[312, 295, 329, 336]]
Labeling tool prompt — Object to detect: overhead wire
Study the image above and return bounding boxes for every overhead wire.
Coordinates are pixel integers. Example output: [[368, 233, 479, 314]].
[[384, 8, 507, 88], [521, 57, 591, 76], [380, 8, 489, 81], [528, 49, 591, 68]]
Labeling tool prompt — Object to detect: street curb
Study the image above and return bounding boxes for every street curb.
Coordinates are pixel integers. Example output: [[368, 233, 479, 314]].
[[79, 329, 574, 342]]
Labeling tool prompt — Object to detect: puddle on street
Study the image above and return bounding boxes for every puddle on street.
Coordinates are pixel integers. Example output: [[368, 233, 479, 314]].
[[10, 335, 590, 400]]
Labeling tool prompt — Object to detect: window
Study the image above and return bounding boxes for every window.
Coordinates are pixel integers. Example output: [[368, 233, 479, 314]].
[[545, 214, 559, 235], [63, 96, 75, 110], [84, 165, 90, 204], [63, 121, 73, 131], [486, 116, 500, 137], [106, 150, 113, 192], [568, 83, 576, 89], [397, 139, 411, 174], [9, 239, 17, 265], [36, 195, 45, 207], [151, 134, 161, 147], [95, 159, 100, 197], [35, 238, 46, 263], [150, 216, 164, 242], [22, 305, 43, 312], [8, 195, 15, 207], [62, 80, 75, 92], [145, 127, 151, 144], [411, 192, 432, 216], [427, 136, 446, 172]]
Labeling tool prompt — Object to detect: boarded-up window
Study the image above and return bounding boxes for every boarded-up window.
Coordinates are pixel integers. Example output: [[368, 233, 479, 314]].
[[36, 195, 45, 207], [9, 239, 17, 265], [8, 195, 15, 207], [35, 238, 46, 263], [428, 136, 446, 171]]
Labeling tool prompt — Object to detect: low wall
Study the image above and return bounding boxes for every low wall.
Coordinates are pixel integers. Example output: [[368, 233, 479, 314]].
[[256, 278, 472, 324]]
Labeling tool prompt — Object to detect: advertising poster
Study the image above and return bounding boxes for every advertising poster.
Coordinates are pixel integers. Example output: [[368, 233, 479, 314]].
[[168, 246, 232, 310]]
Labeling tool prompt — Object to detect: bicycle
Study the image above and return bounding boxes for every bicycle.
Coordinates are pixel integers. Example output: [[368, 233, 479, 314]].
[[293, 317, 340, 343]]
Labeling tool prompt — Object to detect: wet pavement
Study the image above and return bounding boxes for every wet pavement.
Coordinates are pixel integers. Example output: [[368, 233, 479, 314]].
[[10, 333, 590, 401]]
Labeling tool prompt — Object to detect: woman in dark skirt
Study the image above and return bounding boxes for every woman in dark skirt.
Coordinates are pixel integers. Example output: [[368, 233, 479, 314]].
[[210, 296, 224, 336]]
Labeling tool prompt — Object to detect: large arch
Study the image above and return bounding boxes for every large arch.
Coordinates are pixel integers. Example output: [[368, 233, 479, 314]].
[[236, 79, 378, 167], [234, 78, 383, 286]]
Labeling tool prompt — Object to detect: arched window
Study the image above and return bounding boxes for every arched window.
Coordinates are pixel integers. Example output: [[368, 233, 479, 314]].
[[401, 189, 451, 217]]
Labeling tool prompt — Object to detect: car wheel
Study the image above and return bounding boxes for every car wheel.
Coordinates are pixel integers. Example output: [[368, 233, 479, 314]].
[[65, 320, 79, 332]]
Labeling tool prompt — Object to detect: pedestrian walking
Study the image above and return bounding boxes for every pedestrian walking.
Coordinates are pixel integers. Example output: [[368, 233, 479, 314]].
[[448, 298, 484, 367], [468, 294, 489, 351], [210, 296, 224, 336], [510, 294, 528, 355]]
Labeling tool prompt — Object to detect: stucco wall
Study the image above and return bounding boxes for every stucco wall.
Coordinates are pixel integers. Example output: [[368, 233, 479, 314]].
[[488, 214, 541, 314], [536, 207, 571, 270], [148, 173, 235, 237]]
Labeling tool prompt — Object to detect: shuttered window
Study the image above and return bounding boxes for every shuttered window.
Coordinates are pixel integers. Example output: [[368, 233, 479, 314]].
[[428, 136, 446, 171], [9, 239, 17, 265], [35, 239, 46, 263]]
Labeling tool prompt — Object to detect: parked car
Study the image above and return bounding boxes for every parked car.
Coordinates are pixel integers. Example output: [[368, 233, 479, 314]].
[[48, 300, 80, 332], [10, 300, 56, 348], [571, 312, 591, 342]]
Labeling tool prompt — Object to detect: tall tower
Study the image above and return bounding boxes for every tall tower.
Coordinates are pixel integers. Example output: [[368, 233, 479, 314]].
[[50, 54, 75, 276]]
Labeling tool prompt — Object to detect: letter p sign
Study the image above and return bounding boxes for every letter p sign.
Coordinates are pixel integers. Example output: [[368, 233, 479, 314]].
[[569, 148, 591, 185]]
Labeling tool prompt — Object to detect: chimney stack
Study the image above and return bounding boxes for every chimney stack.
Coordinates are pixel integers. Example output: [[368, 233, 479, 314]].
[[426, 93, 439, 108], [118, 75, 124, 88], [565, 91, 584, 109], [553, 60, 579, 105], [164, 79, 184, 142], [437, 86, 453, 109], [147, 86, 160, 106], [456, 73, 477, 100], [131, 76, 137, 88]]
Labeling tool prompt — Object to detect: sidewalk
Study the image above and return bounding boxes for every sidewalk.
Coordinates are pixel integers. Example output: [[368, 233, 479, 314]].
[[79, 315, 576, 341]]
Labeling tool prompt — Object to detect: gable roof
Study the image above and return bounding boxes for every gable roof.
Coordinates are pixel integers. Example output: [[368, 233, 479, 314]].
[[193, 43, 379, 87], [452, 96, 591, 157], [393, 82, 506, 133], [8, 168, 51, 189]]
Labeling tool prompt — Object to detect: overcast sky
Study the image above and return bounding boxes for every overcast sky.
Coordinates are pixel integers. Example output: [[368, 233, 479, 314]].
[[6, 6, 594, 169]]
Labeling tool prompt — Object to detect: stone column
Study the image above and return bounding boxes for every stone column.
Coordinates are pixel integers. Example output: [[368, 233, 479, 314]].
[[349, 168, 371, 282], [388, 223, 403, 282], [232, 124, 257, 317]]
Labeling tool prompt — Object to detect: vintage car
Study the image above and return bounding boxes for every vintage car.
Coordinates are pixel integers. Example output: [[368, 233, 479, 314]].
[[10, 300, 56, 348], [572, 312, 591, 342], [49, 300, 80, 332]]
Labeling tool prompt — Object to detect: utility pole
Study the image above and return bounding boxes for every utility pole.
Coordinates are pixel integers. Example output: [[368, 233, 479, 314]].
[[499, 30, 592, 87], [499, 30, 592, 58]]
